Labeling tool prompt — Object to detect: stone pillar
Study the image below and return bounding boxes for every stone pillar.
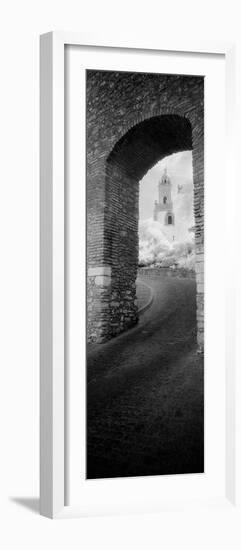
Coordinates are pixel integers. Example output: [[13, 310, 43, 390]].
[[195, 248, 204, 350], [192, 118, 204, 352], [86, 151, 111, 342], [87, 266, 112, 343], [104, 162, 139, 339]]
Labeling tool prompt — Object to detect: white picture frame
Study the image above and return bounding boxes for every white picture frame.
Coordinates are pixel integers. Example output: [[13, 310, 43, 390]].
[[40, 31, 239, 519]]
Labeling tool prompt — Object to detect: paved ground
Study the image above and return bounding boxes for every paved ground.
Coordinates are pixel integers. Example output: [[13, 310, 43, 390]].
[[87, 273, 204, 479]]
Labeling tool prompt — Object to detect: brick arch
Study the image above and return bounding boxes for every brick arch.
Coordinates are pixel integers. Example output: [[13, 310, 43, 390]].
[[104, 114, 193, 339], [107, 114, 192, 180], [108, 108, 195, 154], [87, 71, 204, 347]]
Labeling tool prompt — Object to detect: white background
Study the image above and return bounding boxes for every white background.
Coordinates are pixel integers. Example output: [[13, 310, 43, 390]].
[[1, 0, 241, 548]]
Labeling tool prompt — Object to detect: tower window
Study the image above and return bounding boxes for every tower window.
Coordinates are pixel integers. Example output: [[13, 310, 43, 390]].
[[163, 196, 167, 204], [167, 215, 173, 225]]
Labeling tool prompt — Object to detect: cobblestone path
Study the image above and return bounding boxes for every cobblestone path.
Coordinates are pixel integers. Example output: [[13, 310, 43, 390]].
[[87, 273, 204, 479]]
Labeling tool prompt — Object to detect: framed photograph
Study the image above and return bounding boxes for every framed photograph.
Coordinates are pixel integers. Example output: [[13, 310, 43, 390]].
[[40, 32, 239, 518]]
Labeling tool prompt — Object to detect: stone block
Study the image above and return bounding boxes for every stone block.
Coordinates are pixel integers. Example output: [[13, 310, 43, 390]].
[[197, 283, 204, 294], [88, 265, 111, 277], [95, 275, 111, 287], [195, 261, 204, 273], [196, 272, 204, 283]]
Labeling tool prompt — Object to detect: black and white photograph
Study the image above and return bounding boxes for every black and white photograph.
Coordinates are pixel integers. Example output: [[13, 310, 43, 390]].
[[1, 0, 241, 542], [86, 70, 204, 480]]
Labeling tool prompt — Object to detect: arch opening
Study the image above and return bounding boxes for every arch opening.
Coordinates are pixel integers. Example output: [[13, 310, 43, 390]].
[[104, 115, 194, 339], [139, 152, 194, 271], [107, 115, 192, 181]]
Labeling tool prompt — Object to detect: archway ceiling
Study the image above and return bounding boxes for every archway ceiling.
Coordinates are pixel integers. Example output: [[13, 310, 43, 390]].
[[108, 115, 192, 181]]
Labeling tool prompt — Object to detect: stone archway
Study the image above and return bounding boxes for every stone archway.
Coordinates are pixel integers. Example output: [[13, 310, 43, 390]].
[[87, 71, 204, 349]]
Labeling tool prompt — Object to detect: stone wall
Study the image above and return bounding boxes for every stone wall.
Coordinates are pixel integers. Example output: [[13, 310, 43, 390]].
[[87, 71, 204, 349], [138, 267, 196, 280]]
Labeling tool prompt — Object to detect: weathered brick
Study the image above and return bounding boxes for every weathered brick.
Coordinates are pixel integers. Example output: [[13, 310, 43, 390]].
[[87, 71, 204, 349]]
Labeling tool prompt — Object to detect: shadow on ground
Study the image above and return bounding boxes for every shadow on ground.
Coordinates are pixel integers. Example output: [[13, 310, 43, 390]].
[[10, 497, 39, 514]]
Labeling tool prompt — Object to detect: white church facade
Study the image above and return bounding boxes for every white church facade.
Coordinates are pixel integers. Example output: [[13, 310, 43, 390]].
[[153, 168, 177, 242], [153, 168, 194, 244]]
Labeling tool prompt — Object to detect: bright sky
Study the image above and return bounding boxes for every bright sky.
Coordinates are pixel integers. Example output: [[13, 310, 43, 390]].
[[139, 151, 193, 221]]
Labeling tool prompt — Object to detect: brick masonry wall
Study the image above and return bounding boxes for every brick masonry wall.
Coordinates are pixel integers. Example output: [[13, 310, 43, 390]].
[[86, 71, 204, 349]]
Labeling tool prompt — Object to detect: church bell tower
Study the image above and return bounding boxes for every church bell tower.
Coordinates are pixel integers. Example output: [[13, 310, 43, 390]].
[[158, 168, 173, 209], [153, 168, 175, 240]]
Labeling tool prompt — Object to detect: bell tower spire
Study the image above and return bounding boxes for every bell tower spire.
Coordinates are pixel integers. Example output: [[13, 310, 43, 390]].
[[153, 168, 175, 241], [158, 167, 173, 209]]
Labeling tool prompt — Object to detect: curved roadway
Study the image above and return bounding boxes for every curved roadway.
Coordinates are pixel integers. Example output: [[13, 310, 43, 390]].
[[87, 272, 204, 479]]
